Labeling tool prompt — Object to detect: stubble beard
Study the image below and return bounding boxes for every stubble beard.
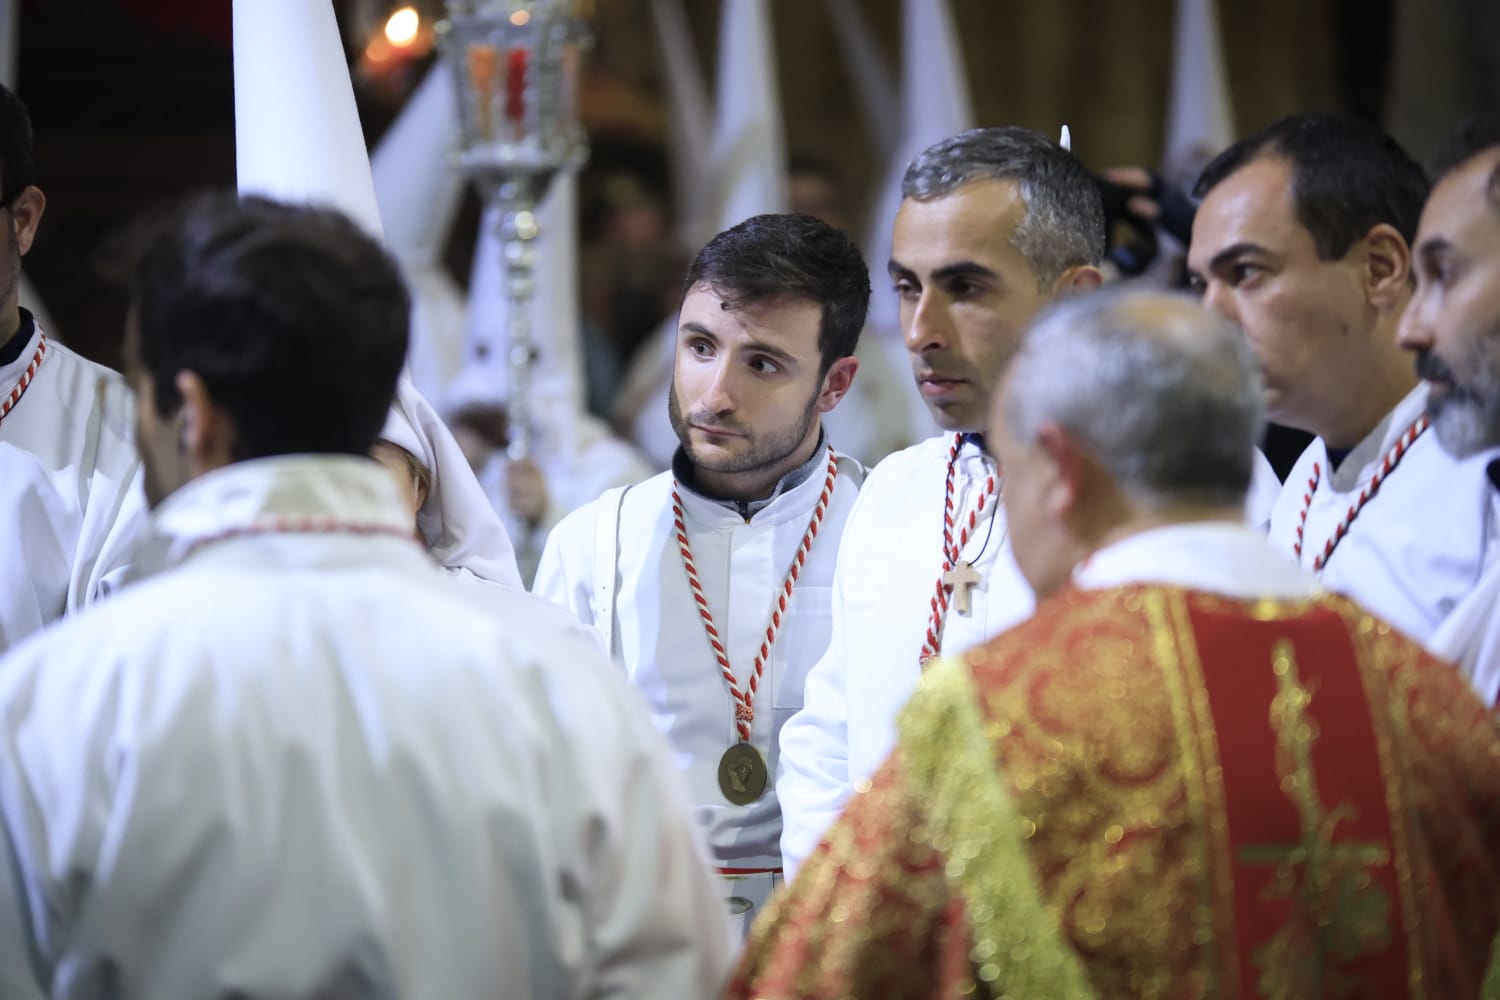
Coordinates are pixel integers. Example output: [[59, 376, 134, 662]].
[[668, 377, 823, 476]]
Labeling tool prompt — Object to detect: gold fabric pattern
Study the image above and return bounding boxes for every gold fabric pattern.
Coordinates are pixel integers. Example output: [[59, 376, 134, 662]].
[[900, 655, 1099, 998], [967, 588, 1209, 996], [1241, 640, 1393, 997]]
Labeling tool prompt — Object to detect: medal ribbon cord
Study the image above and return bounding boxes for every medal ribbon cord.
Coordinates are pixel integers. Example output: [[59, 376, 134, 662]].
[[674, 446, 838, 743], [0, 334, 47, 430], [1292, 415, 1428, 571], [921, 432, 997, 664]]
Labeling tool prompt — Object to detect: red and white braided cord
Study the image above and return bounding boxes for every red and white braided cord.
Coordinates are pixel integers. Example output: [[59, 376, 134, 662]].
[[183, 515, 418, 560], [920, 433, 997, 665], [673, 446, 838, 743], [0, 333, 47, 429], [1292, 415, 1429, 571]]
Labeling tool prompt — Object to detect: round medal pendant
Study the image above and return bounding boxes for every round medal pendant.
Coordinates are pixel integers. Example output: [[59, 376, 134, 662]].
[[717, 742, 768, 805]]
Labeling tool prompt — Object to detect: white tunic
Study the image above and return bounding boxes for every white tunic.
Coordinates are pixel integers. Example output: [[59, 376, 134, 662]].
[[533, 450, 863, 872], [480, 413, 654, 586], [0, 456, 728, 1000], [1428, 456, 1500, 706], [777, 433, 1034, 877], [0, 315, 145, 653], [1268, 384, 1499, 644]]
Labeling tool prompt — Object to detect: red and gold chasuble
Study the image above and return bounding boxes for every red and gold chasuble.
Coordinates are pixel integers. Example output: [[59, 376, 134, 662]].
[[730, 585, 1500, 999]]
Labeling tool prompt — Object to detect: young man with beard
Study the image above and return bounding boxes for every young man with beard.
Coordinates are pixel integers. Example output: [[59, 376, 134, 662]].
[[1189, 112, 1498, 647], [533, 212, 867, 933], [0, 82, 145, 652], [775, 127, 1104, 878], [1399, 115, 1500, 705]]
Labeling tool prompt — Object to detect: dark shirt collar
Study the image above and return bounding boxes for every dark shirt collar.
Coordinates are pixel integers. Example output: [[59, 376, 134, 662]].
[[0, 307, 36, 368], [672, 427, 828, 521]]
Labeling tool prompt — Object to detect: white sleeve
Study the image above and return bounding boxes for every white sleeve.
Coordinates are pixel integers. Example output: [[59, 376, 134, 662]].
[[73, 417, 148, 609], [540, 650, 730, 998], [1428, 567, 1500, 708], [0, 813, 46, 999], [775, 542, 857, 881], [0, 631, 115, 995]]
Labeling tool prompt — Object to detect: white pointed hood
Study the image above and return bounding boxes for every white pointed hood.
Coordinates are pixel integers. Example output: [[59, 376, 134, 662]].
[[232, 0, 522, 590]]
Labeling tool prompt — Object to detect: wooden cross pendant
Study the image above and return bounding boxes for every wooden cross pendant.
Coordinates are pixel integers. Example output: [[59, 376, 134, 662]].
[[942, 561, 981, 616]]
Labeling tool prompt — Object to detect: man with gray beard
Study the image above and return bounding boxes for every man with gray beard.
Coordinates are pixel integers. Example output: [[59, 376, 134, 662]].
[[1399, 115, 1500, 705]]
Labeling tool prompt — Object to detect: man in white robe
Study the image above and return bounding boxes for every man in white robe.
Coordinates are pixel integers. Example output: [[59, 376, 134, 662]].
[[534, 213, 868, 931], [776, 128, 1105, 877], [1189, 112, 1498, 646], [1399, 116, 1500, 705], [0, 82, 145, 652], [0, 195, 728, 999]]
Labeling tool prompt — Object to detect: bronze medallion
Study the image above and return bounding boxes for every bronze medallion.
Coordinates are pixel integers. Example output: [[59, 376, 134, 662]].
[[717, 742, 768, 805]]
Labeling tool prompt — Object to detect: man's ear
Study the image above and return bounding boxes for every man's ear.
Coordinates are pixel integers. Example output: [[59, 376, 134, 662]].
[[1034, 420, 1087, 520], [1052, 264, 1103, 297], [1361, 222, 1412, 311], [815, 355, 859, 412], [7, 186, 45, 257], [175, 371, 235, 476]]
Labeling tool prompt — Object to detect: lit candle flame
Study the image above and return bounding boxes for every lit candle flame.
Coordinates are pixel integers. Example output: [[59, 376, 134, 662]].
[[385, 7, 420, 48]]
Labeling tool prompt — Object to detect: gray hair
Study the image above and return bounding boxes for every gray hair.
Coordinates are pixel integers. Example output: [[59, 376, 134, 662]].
[[1002, 289, 1265, 511], [902, 127, 1106, 286]]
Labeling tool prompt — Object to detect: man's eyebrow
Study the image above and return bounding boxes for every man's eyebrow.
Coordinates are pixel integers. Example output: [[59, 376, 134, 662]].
[[887, 260, 1001, 283], [742, 339, 798, 364], [930, 260, 1000, 283], [680, 320, 719, 339], [1208, 241, 1269, 272]]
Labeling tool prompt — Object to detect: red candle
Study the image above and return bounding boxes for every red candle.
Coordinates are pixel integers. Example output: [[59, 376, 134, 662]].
[[505, 47, 528, 124]]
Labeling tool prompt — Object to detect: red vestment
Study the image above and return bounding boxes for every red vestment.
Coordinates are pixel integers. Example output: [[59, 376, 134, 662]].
[[730, 585, 1500, 998]]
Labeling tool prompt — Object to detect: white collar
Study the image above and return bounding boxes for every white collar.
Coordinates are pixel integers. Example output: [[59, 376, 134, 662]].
[[139, 455, 418, 571], [1073, 521, 1321, 600], [0, 319, 44, 388], [1321, 383, 1429, 492], [676, 447, 839, 529]]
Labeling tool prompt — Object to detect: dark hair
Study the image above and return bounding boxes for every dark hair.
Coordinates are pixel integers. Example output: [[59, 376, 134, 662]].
[[682, 213, 870, 374], [1428, 114, 1500, 213], [1193, 112, 1429, 259], [133, 193, 410, 460], [902, 126, 1106, 285], [0, 82, 35, 204]]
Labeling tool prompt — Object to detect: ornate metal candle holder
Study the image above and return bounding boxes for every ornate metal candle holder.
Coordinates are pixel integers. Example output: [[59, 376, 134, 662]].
[[438, 0, 588, 460]]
